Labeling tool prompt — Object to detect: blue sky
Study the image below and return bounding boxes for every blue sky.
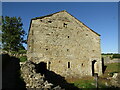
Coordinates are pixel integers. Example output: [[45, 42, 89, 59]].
[[2, 2, 118, 53]]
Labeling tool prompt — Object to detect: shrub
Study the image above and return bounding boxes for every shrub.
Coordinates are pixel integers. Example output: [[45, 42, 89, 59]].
[[112, 54, 120, 58], [10, 51, 17, 54], [19, 56, 27, 62], [18, 50, 27, 54]]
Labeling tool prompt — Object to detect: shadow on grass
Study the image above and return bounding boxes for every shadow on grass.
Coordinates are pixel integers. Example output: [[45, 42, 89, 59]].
[[2, 54, 26, 90]]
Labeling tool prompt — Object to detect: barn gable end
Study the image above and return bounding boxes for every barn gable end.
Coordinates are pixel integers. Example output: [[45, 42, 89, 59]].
[[27, 10, 102, 78]]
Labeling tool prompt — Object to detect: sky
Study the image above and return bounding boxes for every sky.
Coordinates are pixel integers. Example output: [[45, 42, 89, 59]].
[[2, 2, 118, 53]]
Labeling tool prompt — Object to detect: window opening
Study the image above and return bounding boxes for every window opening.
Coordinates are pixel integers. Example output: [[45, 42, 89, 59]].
[[67, 49, 69, 51], [68, 62, 70, 68], [48, 21, 52, 23], [49, 61, 51, 64], [63, 23, 67, 27], [46, 34, 50, 36], [82, 63, 84, 66], [92, 60, 97, 76]]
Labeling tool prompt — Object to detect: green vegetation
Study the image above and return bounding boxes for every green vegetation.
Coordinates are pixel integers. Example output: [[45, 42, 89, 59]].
[[18, 50, 27, 54], [99, 63, 120, 87], [19, 56, 27, 62], [101, 53, 120, 59], [102, 53, 114, 55], [112, 54, 120, 58], [73, 79, 95, 88], [68, 63, 120, 89], [10, 50, 26, 54], [105, 63, 120, 77], [107, 63, 120, 71], [2, 16, 26, 52]]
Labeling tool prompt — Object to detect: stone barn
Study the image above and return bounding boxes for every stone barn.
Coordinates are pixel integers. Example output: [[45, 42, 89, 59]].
[[27, 10, 102, 78]]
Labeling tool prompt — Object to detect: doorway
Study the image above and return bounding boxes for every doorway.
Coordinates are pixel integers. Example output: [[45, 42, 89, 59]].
[[92, 60, 97, 76]]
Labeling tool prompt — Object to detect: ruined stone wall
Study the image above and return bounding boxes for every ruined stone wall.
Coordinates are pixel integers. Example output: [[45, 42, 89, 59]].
[[20, 61, 64, 89], [27, 11, 102, 78]]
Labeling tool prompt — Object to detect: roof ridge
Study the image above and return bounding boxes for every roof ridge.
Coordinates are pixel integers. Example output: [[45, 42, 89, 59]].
[[32, 10, 67, 20]]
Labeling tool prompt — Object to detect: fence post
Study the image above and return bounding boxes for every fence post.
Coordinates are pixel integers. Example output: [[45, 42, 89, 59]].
[[94, 73, 98, 89]]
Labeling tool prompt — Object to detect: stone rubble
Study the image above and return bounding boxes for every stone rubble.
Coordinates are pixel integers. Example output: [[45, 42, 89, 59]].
[[110, 73, 120, 88], [20, 61, 64, 90]]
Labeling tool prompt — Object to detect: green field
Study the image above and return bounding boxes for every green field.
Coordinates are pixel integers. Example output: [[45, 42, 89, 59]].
[[68, 63, 120, 89]]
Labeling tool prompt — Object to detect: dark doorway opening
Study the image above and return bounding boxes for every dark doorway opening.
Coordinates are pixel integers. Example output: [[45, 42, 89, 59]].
[[92, 60, 97, 76], [102, 57, 107, 74], [35, 62, 47, 75]]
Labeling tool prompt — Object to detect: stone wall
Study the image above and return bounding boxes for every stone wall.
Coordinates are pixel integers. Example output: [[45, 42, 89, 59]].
[[21, 60, 80, 89], [27, 10, 102, 78], [1, 50, 26, 57], [21, 61, 64, 89]]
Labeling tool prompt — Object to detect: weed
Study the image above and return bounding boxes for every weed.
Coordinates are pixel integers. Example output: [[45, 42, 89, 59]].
[[19, 56, 27, 62]]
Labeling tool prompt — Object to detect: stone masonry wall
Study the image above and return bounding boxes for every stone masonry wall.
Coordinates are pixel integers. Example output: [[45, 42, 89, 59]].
[[27, 11, 102, 78]]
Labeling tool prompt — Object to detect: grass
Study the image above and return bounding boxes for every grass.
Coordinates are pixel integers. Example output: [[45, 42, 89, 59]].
[[106, 63, 120, 72], [67, 63, 120, 89], [67, 76, 96, 88], [98, 63, 120, 88], [102, 63, 120, 78], [73, 79, 95, 88]]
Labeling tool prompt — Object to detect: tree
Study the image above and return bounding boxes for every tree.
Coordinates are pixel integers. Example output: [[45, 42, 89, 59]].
[[2, 16, 26, 52], [112, 54, 120, 58]]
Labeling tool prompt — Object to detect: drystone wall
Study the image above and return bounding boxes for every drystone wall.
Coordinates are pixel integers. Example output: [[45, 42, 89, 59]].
[[21, 61, 64, 90], [110, 73, 120, 87], [27, 11, 102, 78], [1, 50, 26, 57]]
